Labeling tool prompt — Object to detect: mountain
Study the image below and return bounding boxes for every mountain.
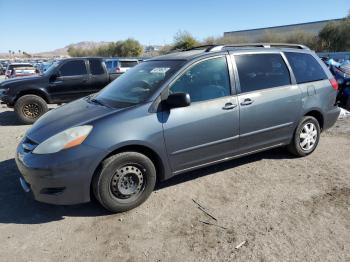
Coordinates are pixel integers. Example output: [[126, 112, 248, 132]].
[[0, 41, 162, 58], [34, 41, 112, 57]]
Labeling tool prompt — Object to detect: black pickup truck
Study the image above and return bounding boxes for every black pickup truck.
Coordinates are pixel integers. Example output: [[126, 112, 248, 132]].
[[0, 57, 119, 124]]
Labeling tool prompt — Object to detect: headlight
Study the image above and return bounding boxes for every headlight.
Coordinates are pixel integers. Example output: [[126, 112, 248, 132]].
[[33, 125, 93, 154]]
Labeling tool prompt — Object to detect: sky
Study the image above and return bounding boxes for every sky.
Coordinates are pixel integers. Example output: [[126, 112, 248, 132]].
[[0, 0, 349, 53]]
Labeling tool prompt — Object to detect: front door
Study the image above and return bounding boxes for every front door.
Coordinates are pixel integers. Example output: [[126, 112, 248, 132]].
[[232, 52, 302, 153], [162, 56, 240, 173], [48, 59, 89, 102]]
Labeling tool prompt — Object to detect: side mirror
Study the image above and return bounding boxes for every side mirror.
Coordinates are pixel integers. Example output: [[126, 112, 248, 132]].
[[50, 71, 60, 81], [166, 92, 191, 108]]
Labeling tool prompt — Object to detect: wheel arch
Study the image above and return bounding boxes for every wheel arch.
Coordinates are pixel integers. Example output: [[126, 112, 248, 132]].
[[15, 89, 50, 104], [304, 109, 324, 130], [91, 144, 167, 190]]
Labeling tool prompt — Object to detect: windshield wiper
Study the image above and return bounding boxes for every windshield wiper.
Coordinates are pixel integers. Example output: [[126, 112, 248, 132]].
[[87, 96, 109, 107]]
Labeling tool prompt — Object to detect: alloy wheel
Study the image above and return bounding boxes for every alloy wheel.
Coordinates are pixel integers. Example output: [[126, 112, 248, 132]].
[[22, 103, 41, 119], [299, 122, 318, 151]]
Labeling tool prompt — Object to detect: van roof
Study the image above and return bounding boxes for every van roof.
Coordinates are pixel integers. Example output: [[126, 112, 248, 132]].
[[148, 43, 313, 61]]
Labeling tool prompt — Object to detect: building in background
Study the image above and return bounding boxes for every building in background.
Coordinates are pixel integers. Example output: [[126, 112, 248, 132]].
[[224, 18, 343, 42]]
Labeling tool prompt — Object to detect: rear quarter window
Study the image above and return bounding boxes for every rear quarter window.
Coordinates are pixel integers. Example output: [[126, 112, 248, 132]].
[[285, 52, 327, 84], [235, 53, 291, 93]]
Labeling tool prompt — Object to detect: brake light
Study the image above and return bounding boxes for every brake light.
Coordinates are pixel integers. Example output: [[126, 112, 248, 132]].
[[330, 79, 338, 91], [115, 67, 121, 73]]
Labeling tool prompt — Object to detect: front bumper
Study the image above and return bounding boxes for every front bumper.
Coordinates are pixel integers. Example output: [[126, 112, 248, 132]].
[[0, 89, 12, 105], [15, 138, 106, 205]]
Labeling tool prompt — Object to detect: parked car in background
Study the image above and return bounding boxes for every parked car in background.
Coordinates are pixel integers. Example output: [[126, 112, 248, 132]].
[[0, 64, 5, 75], [34, 61, 54, 74], [105, 58, 139, 78], [5, 63, 38, 79], [0, 57, 119, 124], [15, 44, 340, 213], [332, 62, 350, 110], [0, 62, 8, 71]]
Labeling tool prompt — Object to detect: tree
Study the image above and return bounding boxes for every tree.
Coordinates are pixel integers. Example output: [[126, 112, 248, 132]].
[[172, 30, 199, 50], [115, 38, 143, 57], [68, 39, 143, 57], [212, 35, 248, 45], [257, 31, 284, 43], [158, 45, 173, 55], [23, 52, 31, 58], [318, 19, 350, 51], [285, 30, 319, 50]]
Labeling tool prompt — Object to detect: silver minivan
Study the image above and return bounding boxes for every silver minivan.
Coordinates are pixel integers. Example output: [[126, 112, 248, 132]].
[[16, 44, 340, 212]]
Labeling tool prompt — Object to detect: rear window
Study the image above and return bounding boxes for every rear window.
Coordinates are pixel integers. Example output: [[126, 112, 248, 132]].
[[89, 59, 105, 75], [235, 53, 291, 93], [285, 52, 327, 84], [120, 61, 138, 68]]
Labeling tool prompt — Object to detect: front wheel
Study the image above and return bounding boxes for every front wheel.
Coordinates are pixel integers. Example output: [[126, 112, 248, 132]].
[[14, 95, 48, 124], [287, 116, 321, 157], [93, 152, 157, 213]]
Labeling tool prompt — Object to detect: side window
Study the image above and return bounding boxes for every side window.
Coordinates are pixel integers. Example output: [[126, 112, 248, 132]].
[[89, 59, 105, 75], [235, 54, 291, 93], [105, 61, 112, 70], [285, 52, 327, 84], [169, 57, 231, 102], [59, 60, 87, 77]]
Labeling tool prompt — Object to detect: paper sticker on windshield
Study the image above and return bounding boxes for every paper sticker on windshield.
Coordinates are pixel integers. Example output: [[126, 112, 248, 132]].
[[151, 67, 170, 74]]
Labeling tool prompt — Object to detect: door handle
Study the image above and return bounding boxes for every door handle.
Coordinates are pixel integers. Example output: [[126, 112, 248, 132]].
[[49, 81, 63, 86], [240, 98, 254, 106], [222, 102, 237, 110]]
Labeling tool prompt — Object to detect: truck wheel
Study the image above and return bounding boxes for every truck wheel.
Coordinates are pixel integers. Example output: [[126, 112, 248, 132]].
[[14, 95, 48, 124], [93, 152, 156, 213], [287, 116, 320, 157]]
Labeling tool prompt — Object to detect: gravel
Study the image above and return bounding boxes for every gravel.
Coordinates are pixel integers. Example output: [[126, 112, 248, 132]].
[[0, 106, 349, 262]]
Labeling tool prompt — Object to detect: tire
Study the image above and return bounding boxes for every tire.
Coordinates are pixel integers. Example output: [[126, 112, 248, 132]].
[[287, 116, 321, 157], [93, 152, 157, 213], [14, 95, 48, 124]]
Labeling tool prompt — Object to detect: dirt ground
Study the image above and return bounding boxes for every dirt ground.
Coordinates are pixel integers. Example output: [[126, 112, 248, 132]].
[[0, 105, 349, 262]]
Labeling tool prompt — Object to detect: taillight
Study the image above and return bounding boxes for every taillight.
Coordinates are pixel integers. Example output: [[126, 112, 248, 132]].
[[115, 67, 121, 73], [330, 79, 338, 91]]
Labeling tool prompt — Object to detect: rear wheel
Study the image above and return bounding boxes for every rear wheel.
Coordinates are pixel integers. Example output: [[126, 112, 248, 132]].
[[287, 116, 320, 157], [14, 95, 48, 124], [93, 152, 156, 213]]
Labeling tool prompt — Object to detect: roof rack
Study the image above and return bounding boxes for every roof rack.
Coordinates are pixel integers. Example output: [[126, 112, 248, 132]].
[[186, 45, 217, 52], [188, 43, 310, 52], [221, 43, 310, 50]]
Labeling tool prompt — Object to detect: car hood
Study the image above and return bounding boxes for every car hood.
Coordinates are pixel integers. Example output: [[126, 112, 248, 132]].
[[0, 75, 45, 88], [26, 98, 122, 143]]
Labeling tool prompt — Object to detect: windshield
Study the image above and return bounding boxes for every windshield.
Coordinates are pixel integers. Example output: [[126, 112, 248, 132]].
[[95, 60, 184, 107]]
